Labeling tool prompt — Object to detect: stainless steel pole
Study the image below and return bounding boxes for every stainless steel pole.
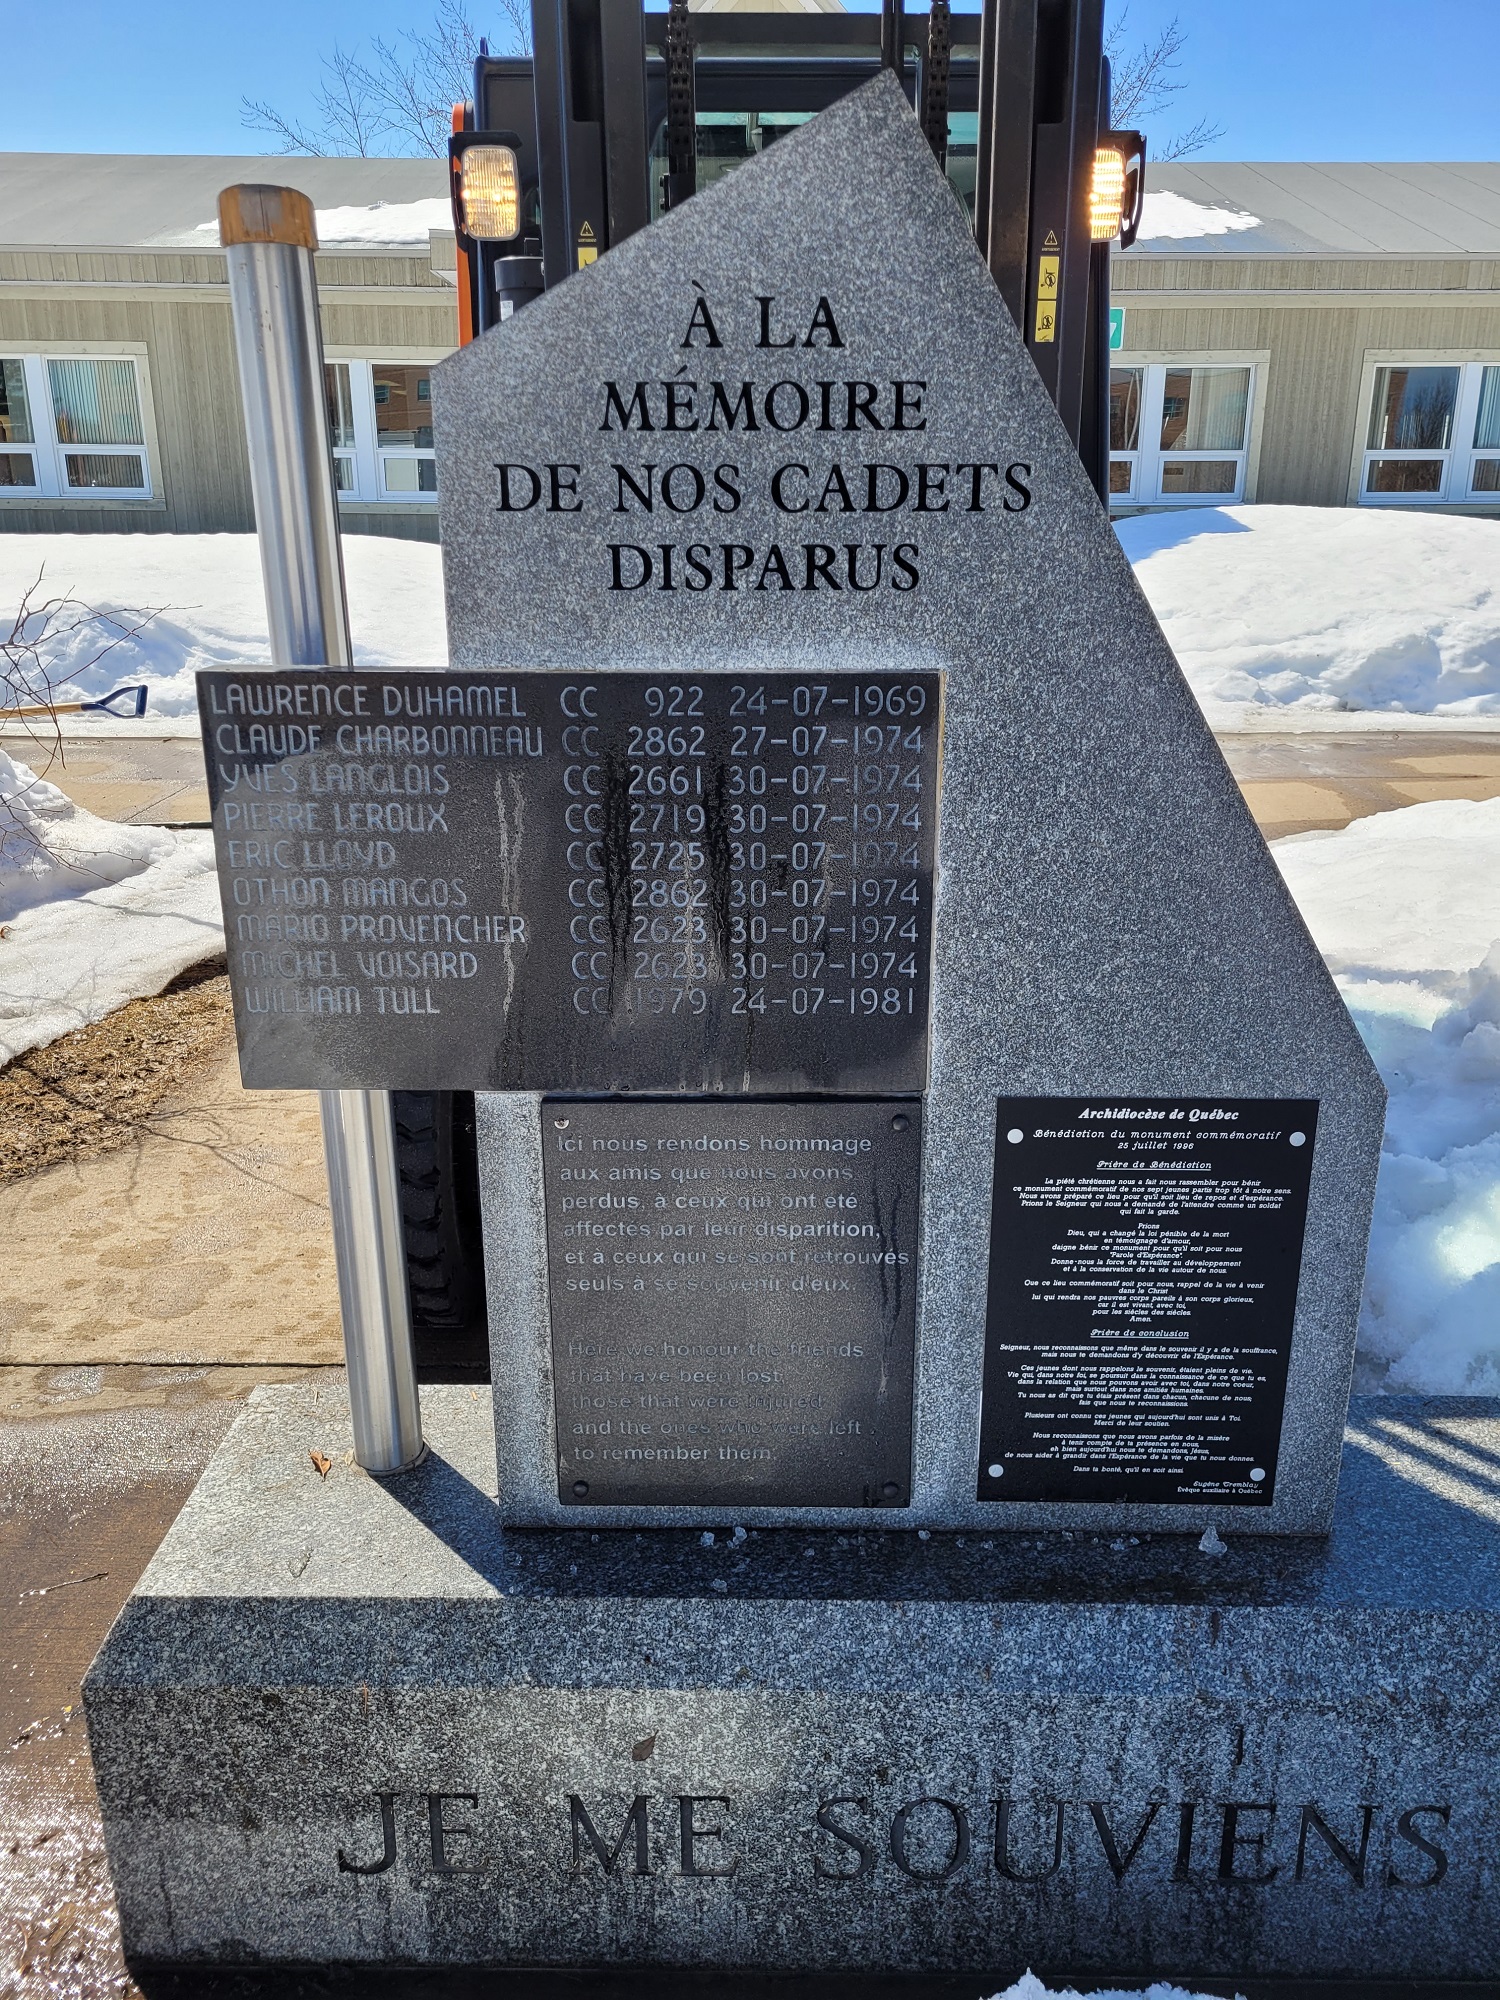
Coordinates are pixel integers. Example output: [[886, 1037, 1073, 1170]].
[[219, 183, 423, 1475]]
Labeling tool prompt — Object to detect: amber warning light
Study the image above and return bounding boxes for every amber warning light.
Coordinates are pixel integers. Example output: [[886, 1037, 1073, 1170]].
[[458, 145, 521, 241], [1089, 147, 1128, 242]]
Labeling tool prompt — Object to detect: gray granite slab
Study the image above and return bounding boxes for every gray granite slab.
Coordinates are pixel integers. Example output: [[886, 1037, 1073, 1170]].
[[84, 1384, 1500, 1977], [431, 75, 1382, 1533]]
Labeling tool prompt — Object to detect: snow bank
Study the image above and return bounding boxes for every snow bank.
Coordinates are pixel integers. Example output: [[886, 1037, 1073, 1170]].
[[988, 1977, 1237, 2000], [0, 534, 447, 719], [314, 198, 453, 244], [9, 509, 1497, 731], [1274, 799, 1500, 1393], [1135, 190, 1261, 241], [173, 198, 453, 247], [0, 748, 221, 1066], [1, 746, 177, 920], [1119, 506, 1500, 718]]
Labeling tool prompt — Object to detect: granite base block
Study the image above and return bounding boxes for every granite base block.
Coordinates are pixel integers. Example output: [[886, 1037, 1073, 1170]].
[[85, 1386, 1500, 1978]]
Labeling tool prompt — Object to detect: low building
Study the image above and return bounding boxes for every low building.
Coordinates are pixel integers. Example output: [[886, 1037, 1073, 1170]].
[[0, 154, 454, 540], [1, 149, 1497, 537], [1112, 161, 1500, 515]]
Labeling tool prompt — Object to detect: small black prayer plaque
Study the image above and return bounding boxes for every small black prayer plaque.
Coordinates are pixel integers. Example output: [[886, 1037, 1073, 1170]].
[[542, 1097, 919, 1509], [977, 1096, 1318, 1506], [198, 667, 939, 1093]]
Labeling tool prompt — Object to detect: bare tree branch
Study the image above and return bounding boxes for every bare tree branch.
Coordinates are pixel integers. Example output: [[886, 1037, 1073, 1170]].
[[492, 0, 534, 59], [1, 570, 173, 893], [1154, 115, 1226, 162], [317, 46, 398, 158], [239, 99, 328, 158], [2, 567, 171, 777], [1105, 8, 1222, 160], [241, 0, 528, 161], [243, 45, 394, 158]]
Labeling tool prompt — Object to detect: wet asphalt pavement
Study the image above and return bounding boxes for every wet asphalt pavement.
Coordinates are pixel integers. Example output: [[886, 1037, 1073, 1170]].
[[1, 1386, 241, 1998]]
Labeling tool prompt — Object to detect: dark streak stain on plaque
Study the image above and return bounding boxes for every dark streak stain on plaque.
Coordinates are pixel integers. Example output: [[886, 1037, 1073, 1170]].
[[542, 1098, 920, 1508], [198, 667, 940, 1095], [978, 1097, 1318, 1506]]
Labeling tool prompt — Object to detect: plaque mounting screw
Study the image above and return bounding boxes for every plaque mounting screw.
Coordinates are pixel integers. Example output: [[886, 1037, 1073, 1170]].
[[891, 1114, 910, 1132], [572, 1480, 589, 1497], [554, 1118, 571, 1130]]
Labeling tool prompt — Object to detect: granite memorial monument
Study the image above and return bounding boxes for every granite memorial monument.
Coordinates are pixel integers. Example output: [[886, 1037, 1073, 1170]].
[[79, 77, 1487, 1983]]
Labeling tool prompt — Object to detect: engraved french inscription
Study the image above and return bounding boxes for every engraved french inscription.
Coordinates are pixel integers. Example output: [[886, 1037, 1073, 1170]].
[[542, 1097, 920, 1508]]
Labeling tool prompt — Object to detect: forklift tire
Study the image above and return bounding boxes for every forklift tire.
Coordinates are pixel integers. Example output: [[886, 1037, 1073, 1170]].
[[392, 1089, 490, 1380]]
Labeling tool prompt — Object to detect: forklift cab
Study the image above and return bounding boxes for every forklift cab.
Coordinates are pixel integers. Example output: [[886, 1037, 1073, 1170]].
[[451, 2, 1141, 478], [454, 15, 984, 333], [641, 14, 984, 222]]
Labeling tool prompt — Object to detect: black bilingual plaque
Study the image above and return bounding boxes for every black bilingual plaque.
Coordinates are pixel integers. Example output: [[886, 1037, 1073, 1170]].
[[977, 1097, 1318, 1506], [542, 1098, 919, 1508], [198, 668, 939, 1093]]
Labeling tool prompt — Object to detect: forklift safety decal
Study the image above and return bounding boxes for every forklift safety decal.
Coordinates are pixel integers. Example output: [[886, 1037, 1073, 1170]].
[[1034, 251, 1060, 342]]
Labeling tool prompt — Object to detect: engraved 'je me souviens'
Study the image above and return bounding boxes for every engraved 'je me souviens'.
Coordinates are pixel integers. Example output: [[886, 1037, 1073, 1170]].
[[331, 1788, 1455, 1890]]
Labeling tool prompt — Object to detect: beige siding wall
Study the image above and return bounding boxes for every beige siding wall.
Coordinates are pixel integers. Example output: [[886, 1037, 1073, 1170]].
[[1112, 278, 1500, 509], [0, 252, 456, 537], [4, 239, 1496, 530], [1118, 256, 1488, 296]]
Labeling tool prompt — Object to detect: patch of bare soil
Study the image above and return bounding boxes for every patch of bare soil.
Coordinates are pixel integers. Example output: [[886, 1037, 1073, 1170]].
[[0, 959, 232, 1186]]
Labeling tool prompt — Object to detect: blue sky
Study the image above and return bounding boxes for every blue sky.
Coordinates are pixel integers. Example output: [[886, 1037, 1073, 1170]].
[[5, 0, 1496, 160]]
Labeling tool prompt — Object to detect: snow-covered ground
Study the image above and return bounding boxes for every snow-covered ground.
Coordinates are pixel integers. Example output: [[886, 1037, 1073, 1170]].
[[989, 1979, 1233, 2000], [1118, 506, 1500, 718], [3, 511, 1497, 724], [1276, 800, 1500, 1393], [0, 749, 219, 1066], [0, 533, 446, 719]]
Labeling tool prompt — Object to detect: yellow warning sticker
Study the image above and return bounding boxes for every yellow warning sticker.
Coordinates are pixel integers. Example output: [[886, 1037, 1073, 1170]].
[[577, 219, 598, 268], [1034, 253, 1060, 341]]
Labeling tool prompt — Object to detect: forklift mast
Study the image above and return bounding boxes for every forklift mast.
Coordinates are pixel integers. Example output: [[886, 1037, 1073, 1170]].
[[450, 0, 1143, 495]]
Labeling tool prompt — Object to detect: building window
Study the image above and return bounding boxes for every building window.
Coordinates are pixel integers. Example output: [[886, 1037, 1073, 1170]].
[[0, 360, 37, 487], [373, 364, 436, 493], [1109, 362, 1254, 506], [1475, 368, 1500, 492], [1362, 361, 1500, 503], [323, 359, 439, 502], [325, 362, 358, 494], [1109, 367, 1142, 497], [0, 354, 152, 499]]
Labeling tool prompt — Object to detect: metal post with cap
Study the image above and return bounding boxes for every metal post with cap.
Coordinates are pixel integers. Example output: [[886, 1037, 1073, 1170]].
[[217, 184, 424, 1477]]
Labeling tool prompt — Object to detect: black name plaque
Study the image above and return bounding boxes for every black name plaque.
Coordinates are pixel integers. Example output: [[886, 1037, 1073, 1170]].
[[541, 1098, 919, 1508], [977, 1097, 1317, 1506], [198, 669, 940, 1093]]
